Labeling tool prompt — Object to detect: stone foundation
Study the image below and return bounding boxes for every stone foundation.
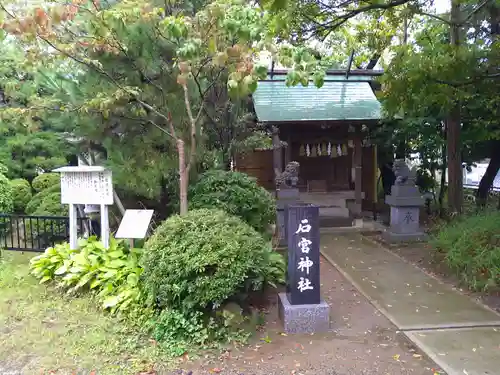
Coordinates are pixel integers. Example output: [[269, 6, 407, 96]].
[[278, 293, 330, 334]]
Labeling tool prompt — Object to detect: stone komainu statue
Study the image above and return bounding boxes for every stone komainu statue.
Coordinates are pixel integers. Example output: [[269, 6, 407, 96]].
[[275, 161, 300, 189], [393, 159, 417, 186]]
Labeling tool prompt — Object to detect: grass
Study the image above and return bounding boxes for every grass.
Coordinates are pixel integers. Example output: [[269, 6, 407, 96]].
[[430, 210, 500, 291], [0, 251, 176, 375]]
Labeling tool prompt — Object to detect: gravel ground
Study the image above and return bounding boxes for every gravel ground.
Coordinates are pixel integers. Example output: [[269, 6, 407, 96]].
[[169, 257, 443, 375]]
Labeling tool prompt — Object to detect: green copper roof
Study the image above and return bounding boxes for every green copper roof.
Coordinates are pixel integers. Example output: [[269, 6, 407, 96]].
[[252, 80, 382, 123]]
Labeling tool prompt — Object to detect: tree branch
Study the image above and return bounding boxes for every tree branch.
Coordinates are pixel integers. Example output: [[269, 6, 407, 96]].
[[461, 0, 493, 25], [415, 11, 451, 24]]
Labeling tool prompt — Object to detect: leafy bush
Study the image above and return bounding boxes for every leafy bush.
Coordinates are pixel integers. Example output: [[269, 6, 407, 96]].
[[141, 208, 284, 312], [416, 168, 436, 193], [189, 170, 275, 235], [431, 211, 500, 291], [9, 178, 32, 213], [32, 192, 67, 216], [25, 184, 61, 215], [0, 173, 14, 213], [30, 237, 143, 313], [32, 173, 60, 192]]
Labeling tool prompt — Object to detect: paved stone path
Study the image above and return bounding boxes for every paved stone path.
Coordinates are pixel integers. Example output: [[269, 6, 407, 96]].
[[321, 233, 500, 375]]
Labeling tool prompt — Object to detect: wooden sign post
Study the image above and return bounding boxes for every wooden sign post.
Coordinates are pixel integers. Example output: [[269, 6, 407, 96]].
[[53, 166, 113, 249]]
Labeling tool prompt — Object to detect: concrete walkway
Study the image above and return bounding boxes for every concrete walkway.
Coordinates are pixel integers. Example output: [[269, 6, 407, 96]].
[[321, 233, 500, 375]]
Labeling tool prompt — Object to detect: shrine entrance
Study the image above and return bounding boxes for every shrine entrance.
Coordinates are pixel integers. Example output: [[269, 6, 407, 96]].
[[249, 70, 383, 227]]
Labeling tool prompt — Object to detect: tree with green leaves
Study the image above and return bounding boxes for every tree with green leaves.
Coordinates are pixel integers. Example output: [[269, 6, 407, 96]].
[[0, 42, 74, 181], [1, 0, 326, 215]]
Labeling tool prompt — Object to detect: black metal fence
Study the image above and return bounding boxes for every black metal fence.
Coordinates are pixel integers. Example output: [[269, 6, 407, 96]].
[[0, 214, 87, 252]]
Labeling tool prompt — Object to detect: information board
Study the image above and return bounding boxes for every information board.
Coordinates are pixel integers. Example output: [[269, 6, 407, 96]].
[[55, 166, 114, 205], [115, 209, 154, 239]]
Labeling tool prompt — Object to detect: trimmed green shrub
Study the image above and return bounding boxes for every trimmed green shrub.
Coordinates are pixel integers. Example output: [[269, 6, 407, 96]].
[[0, 173, 14, 213], [189, 170, 275, 235], [10, 179, 32, 213], [431, 210, 500, 291], [25, 184, 61, 215], [32, 192, 68, 216], [32, 173, 60, 192], [141, 208, 283, 311]]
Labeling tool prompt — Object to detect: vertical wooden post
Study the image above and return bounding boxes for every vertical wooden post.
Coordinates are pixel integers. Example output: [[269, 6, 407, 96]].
[[69, 204, 78, 250], [272, 126, 282, 184], [100, 204, 109, 249], [353, 125, 363, 217], [285, 132, 292, 165]]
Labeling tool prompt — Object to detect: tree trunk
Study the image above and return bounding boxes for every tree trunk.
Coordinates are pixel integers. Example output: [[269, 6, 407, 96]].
[[476, 142, 500, 206], [438, 130, 447, 215], [446, 0, 463, 214], [178, 139, 188, 215]]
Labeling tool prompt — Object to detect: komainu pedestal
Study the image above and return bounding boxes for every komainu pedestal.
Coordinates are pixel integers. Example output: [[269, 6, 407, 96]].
[[383, 160, 427, 243]]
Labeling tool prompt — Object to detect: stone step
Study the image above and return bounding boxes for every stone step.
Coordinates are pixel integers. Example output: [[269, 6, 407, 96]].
[[319, 206, 350, 217], [319, 216, 354, 228]]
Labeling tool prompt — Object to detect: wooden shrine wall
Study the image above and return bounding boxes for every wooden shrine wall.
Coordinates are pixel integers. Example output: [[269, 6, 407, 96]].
[[234, 124, 377, 205], [234, 150, 274, 190]]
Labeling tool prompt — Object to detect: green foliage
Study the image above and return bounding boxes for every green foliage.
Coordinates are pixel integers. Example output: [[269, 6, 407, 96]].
[[30, 237, 143, 314], [415, 169, 436, 193], [189, 170, 275, 235], [0, 173, 14, 213], [9, 178, 32, 213], [141, 208, 283, 311], [25, 184, 61, 215], [29, 242, 79, 283], [431, 211, 500, 291], [32, 173, 60, 192]]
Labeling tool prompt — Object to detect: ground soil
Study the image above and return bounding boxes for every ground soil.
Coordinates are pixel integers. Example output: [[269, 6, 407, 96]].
[[362, 232, 500, 314], [169, 258, 443, 375]]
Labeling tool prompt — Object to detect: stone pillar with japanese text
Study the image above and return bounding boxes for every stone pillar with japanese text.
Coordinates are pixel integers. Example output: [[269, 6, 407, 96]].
[[383, 159, 427, 243], [278, 204, 330, 334]]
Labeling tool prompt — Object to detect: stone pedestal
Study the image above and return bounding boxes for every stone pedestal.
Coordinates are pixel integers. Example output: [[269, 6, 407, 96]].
[[383, 185, 427, 243], [278, 293, 330, 334]]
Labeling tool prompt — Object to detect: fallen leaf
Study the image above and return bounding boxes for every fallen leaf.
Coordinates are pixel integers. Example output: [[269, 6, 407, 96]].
[[280, 332, 288, 336], [393, 354, 400, 361], [211, 368, 222, 373], [413, 354, 422, 359]]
